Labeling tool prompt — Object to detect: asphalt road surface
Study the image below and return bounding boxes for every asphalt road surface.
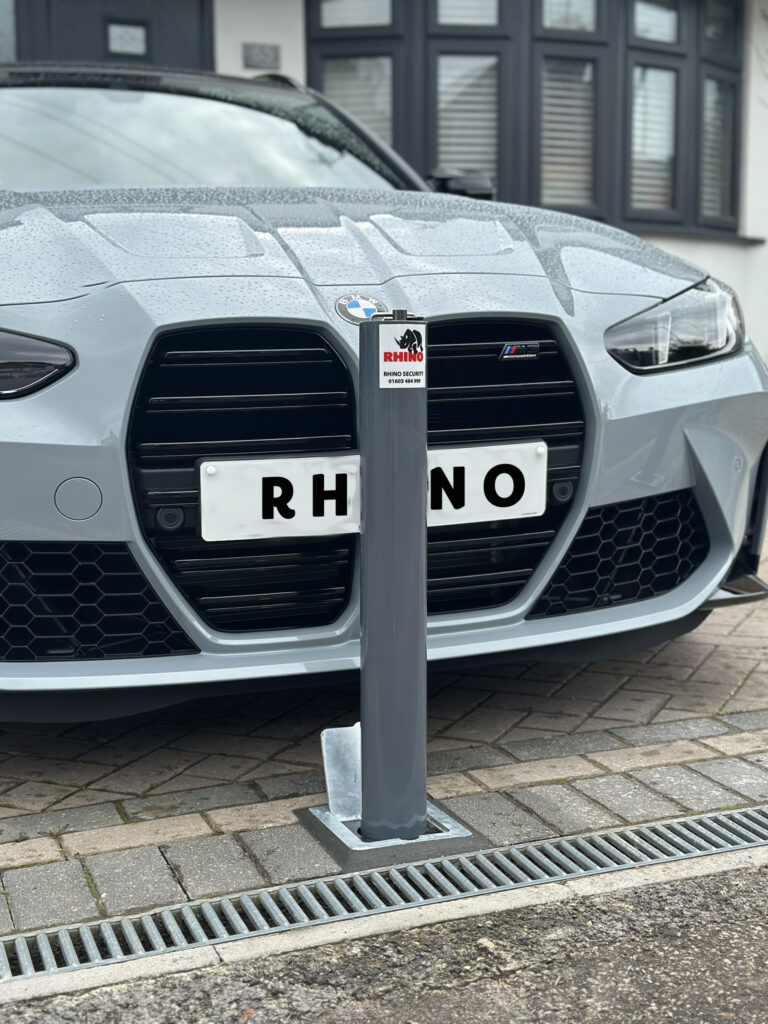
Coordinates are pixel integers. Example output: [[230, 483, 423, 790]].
[[5, 862, 767, 1024]]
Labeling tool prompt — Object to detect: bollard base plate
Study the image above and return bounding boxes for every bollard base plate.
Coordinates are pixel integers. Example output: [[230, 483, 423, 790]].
[[306, 801, 471, 852]]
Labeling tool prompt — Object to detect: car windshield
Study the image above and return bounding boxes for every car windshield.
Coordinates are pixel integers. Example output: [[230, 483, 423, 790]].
[[0, 84, 407, 191]]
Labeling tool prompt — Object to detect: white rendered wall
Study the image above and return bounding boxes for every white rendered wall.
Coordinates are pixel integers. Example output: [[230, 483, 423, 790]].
[[642, 0, 768, 361], [213, 0, 306, 81]]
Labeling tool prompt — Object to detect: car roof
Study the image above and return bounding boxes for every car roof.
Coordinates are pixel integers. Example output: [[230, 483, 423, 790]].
[[0, 61, 308, 94]]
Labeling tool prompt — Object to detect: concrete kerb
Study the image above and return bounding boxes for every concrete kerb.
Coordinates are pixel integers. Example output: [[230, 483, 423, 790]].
[[3, 841, 768, 1006]]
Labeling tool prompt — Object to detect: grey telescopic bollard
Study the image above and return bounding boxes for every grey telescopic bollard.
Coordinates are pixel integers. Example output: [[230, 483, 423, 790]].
[[359, 310, 428, 842]]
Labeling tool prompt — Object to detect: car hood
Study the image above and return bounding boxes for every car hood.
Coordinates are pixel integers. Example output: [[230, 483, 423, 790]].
[[0, 186, 705, 308]]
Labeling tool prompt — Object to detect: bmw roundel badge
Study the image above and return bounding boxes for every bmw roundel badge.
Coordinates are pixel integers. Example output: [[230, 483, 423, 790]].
[[335, 294, 388, 324]]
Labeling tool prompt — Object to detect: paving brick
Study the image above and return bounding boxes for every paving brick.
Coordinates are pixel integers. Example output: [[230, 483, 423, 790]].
[[486, 693, 596, 717], [461, 673, 563, 697], [122, 784, 260, 822], [517, 712, 587, 733], [207, 795, 322, 833], [610, 718, 730, 747], [276, 737, 324, 767], [511, 784, 620, 834], [0, 781, 75, 812], [648, 641, 714, 668], [163, 835, 264, 899], [692, 654, 759, 686], [96, 749, 206, 795], [592, 691, 668, 724], [587, 740, 717, 773], [36, 789, 128, 810], [187, 754, 261, 781], [555, 672, 627, 701], [61, 813, 212, 857], [0, 757, 109, 787], [84, 728, 186, 767], [651, 710, 707, 723], [0, 837, 61, 871], [0, 893, 12, 934], [721, 697, 768, 713], [689, 758, 768, 801], [0, 803, 123, 844], [240, 824, 339, 884], [630, 765, 739, 813], [442, 707, 525, 743], [85, 847, 185, 916], [575, 717, 635, 733], [0, 733, 97, 760], [169, 733, 285, 760], [719, 711, 768, 731], [243, 760, 313, 781], [699, 730, 768, 756], [427, 688, 489, 720], [441, 792, 554, 845], [426, 773, 483, 799], [427, 746, 510, 776], [257, 771, 327, 801], [4, 861, 97, 931], [144, 772, 224, 795], [573, 776, 682, 822], [469, 755, 601, 790], [519, 662, 585, 684], [498, 731, 625, 763]]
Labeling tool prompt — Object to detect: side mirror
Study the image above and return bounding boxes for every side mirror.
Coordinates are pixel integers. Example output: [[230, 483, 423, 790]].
[[428, 166, 496, 201]]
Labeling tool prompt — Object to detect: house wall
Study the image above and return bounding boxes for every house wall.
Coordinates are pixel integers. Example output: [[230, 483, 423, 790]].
[[213, 0, 306, 81]]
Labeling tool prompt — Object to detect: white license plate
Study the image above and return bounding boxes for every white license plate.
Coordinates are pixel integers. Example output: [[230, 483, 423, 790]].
[[199, 442, 548, 542]]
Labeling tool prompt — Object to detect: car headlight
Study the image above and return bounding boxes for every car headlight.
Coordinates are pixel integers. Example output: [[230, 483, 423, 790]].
[[604, 277, 744, 373], [0, 331, 74, 397]]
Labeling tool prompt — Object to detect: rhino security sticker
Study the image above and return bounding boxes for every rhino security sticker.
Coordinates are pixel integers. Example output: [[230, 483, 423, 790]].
[[379, 323, 426, 389]]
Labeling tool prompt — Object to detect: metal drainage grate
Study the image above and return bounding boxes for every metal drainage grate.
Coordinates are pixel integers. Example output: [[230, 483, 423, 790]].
[[4, 805, 768, 981]]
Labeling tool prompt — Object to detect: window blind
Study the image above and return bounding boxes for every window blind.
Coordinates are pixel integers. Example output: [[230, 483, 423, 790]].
[[542, 0, 597, 32], [320, 0, 391, 28], [437, 0, 499, 25], [437, 54, 499, 179], [322, 56, 394, 145], [634, 0, 679, 44], [541, 57, 595, 207], [701, 77, 735, 219], [631, 65, 677, 210]]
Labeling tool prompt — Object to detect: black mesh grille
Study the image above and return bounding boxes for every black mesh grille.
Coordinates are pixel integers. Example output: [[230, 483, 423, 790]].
[[128, 321, 585, 630], [529, 489, 710, 619], [0, 543, 196, 660]]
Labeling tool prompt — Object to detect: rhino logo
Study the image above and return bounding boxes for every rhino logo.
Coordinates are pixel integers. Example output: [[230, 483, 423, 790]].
[[394, 328, 423, 354]]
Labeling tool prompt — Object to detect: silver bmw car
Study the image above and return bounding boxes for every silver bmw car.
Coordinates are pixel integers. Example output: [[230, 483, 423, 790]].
[[0, 64, 765, 717]]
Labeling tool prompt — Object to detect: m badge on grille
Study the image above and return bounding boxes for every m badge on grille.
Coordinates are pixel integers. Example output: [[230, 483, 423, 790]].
[[499, 343, 540, 360]]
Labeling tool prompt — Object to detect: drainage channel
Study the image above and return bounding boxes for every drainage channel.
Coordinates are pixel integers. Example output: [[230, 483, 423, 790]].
[[4, 805, 768, 982]]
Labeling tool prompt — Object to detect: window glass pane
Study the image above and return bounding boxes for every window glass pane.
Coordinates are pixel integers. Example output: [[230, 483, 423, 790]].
[[438, 0, 498, 25], [701, 78, 736, 219], [320, 0, 391, 28], [631, 65, 677, 210], [633, 0, 678, 43], [437, 54, 498, 181], [705, 0, 738, 60], [322, 56, 393, 145], [542, 0, 597, 32], [541, 58, 595, 207]]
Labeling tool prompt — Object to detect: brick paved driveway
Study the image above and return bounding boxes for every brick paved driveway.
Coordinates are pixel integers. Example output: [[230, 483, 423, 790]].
[[0, 546, 766, 933]]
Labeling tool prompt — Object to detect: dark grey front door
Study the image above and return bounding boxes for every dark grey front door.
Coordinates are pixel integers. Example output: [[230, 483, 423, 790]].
[[16, 0, 213, 70]]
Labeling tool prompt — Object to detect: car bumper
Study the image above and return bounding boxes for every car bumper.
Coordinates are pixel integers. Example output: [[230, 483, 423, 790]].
[[0, 275, 766, 694]]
